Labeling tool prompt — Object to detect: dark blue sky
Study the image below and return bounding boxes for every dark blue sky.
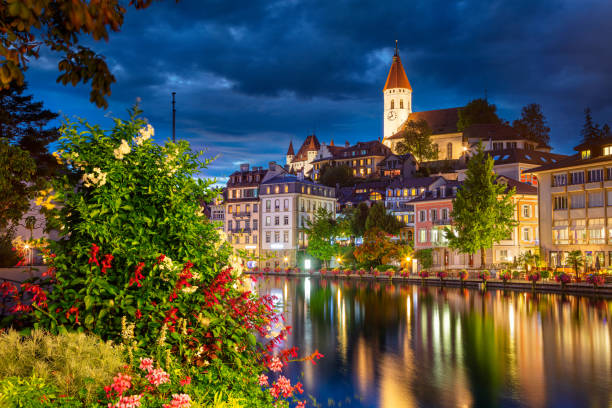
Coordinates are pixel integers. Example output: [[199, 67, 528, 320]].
[[26, 0, 612, 184]]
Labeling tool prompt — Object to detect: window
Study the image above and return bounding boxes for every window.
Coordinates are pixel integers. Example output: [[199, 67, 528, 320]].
[[245, 235, 249, 244], [245, 220, 250, 229], [283, 231, 289, 243], [396, 189, 401, 197], [253, 220, 258, 230], [553, 220, 569, 244], [418, 229, 427, 243], [570, 193, 585, 209], [589, 191, 604, 207], [554, 196, 568, 210], [254, 204, 258, 212], [266, 187, 270, 194], [228, 205, 233, 214], [275, 199, 280, 211], [246, 204, 250, 213], [228, 220, 232, 230], [283, 216, 289, 225], [581, 150, 591, 159], [403, 189, 408, 197], [447, 143, 452, 160], [431, 229, 439, 244], [430, 209, 438, 222], [253, 235, 257, 244], [265, 232, 271, 243], [266, 200, 271, 212], [522, 227, 531, 241], [572, 219, 586, 244], [588, 169, 604, 182], [492, 142, 503, 150], [604, 146, 612, 156], [570, 171, 584, 185], [588, 219, 605, 244], [442, 208, 448, 220], [284, 199, 289, 210], [284, 185, 289, 193], [399, 99, 404, 109], [274, 186, 279, 194], [553, 174, 567, 187], [507, 142, 517, 149], [274, 231, 280, 243], [498, 250, 508, 261], [419, 210, 426, 222], [522, 205, 531, 218], [390, 100, 395, 109], [265, 216, 271, 226], [274, 216, 280, 226]]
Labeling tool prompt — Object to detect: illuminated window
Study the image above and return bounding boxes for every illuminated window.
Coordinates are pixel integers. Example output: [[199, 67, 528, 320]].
[[274, 186, 280, 194], [604, 146, 612, 156], [228, 205, 233, 214], [403, 189, 408, 197], [284, 185, 289, 193], [400, 99, 404, 109], [581, 150, 591, 159]]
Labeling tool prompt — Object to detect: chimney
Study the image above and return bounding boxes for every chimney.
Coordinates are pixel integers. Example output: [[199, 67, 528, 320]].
[[240, 163, 249, 172]]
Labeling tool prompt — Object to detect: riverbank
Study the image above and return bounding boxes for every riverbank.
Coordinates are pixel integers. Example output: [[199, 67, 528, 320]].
[[246, 271, 612, 297]]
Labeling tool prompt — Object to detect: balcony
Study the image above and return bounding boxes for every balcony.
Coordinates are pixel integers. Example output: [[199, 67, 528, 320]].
[[230, 228, 251, 234], [433, 219, 451, 226], [233, 212, 251, 218]]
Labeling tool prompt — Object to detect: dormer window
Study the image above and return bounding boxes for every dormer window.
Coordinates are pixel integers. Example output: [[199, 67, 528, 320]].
[[581, 150, 591, 159], [604, 146, 612, 156]]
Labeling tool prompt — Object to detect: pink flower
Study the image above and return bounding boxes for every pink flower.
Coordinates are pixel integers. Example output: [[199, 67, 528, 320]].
[[179, 376, 191, 386], [146, 368, 170, 387], [108, 394, 142, 408], [110, 373, 132, 396], [162, 393, 192, 408], [270, 375, 294, 399], [258, 374, 269, 386], [296, 401, 307, 408], [268, 356, 283, 372], [139, 358, 154, 372]]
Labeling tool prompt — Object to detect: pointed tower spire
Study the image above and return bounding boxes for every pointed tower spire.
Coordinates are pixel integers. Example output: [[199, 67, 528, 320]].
[[330, 138, 334, 146], [287, 141, 295, 156], [383, 41, 411, 91]]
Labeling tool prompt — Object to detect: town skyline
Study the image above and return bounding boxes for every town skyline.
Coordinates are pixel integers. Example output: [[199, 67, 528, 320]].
[[22, 0, 612, 182]]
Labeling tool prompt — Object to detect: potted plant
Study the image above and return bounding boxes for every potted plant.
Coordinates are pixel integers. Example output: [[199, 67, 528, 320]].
[[458, 269, 468, 285], [478, 270, 490, 288], [263, 266, 271, 274], [555, 272, 571, 291], [343, 268, 353, 278], [332, 268, 340, 277], [586, 273, 605, 290], [252, 266, 259, 273], [320, 268, 327, 276], [274, 266, 282, 274], [385, 269, 395, 279], [437, 270, 448, 285], [512, 270, 520, 280], [357, 269, 366, 277], [500, 270, 511, 286], [285, 267, 292, 274], [373, 268, 380, 278], [527, 271, 541, 290], [418, 270, 429, 285]]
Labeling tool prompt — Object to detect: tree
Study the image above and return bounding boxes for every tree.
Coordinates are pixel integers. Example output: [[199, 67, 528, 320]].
[[512, 103, 550, 146], [415, 249, 433, 270], [365, 202, 403, 235], [347, 202, 369, 237], [0, 139, 37, 231], [319, 164, 355, 187], [444, 142, 517, 267], [0, 82, 60, 179], [353, 227, 400, 268], [580, 108, 603, 143], [566, 250, 584, 280], [395, 119, 438, 164], [303, 207, 340, 268], [457, 98, 502, 131], [0, 0, 165, 108]]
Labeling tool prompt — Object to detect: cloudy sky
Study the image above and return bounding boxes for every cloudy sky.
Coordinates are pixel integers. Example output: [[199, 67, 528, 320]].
[[27, 0, 612, 183]]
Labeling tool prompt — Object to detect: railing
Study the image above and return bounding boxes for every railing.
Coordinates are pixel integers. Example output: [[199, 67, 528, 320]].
[[233, 212, 251, 217], [433, 219, 451, 225]]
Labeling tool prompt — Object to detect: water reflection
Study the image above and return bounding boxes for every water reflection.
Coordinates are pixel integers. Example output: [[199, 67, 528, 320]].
[[254, 277, 612, 407]]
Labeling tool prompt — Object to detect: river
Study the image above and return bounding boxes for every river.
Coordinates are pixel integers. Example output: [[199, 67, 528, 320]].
[[253, 276, 612, 408]]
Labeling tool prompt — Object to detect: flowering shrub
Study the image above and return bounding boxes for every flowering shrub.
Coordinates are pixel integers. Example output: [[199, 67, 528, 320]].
[[555, 272, 571, 287], [436, 271, 448, 280], [527, 272, 541, 283], [284, 267, 292, 274], [331, 268, 340, 276], [418, 270, 429, 279], [458, 269, 468, 281], [319, 268, 327, 276], [385, 269, 395, 278], [586, 274, 605, 288], [252, 266, 259, 273], [274, 267, 282, 273], [343, 268, 353, 277], [512, 270, 521, 280], [372, 268, 380, 277], [499, 270, 511, 283], [478, 270, 490, 281]]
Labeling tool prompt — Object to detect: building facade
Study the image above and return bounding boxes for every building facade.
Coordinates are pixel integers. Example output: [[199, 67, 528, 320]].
[[259, 174, 336, 268], [311, 140, 392, 181], [530, 138, 612, 269]]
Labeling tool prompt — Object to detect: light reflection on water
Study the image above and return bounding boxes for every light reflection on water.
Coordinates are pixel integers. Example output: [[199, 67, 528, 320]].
[[254, 276, 612, 408]]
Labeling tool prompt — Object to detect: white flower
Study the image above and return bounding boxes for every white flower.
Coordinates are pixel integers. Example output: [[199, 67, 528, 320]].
[[135, 124, 154, 146], [113, 139, 132, 160], [159, 256, 174, 272], [82, 167, 108, 188], [181, 286, 198, 294], [225, 254, 243, 277]]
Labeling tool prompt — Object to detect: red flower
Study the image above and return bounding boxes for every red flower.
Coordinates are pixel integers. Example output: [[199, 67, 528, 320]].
[[88, 243, 100, 267], [179, 376, 191, 386], [128, 262, 145, 287], [66, 306, 80, 324], [101, 254, 114, 275], [135, 309, 142, 319]]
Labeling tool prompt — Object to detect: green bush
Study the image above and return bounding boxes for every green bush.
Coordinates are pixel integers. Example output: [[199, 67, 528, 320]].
[[0, 376, 59, 408], [0, 329, 123, 403], [0, 229, 19, 267], [540, 269, 551, 280]]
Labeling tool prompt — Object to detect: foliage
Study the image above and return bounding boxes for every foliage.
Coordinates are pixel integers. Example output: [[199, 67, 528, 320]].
[[458, 269, 468, 281], [0, 82, 61, 180], [395, 119, 438, 164], [540, 269, 550, 280], [346, 202, 369, 237], [499, 270, 511, 282], [566, 250, 584, 279], [457, 98, 502, 131], [0, 138, 37, 230], [353, 228, 401, 268], [580, 108, 606, 143], [0, 375, 67, 408], [0, 228, 20, 267], [445, 142, 516, 266], [555, 272, 571, 286], [414, 249, 433, 270], [0, 329, 124, 403], [478, 270, 490, 281], [303, 207, 341, 267], [586, 274, 605, 288], [512, 270, 520, 279], [512, 103, 550, 146], [319, 164, 356, 188], [0, 0, 167, 108], [364, 202, 403, 235]]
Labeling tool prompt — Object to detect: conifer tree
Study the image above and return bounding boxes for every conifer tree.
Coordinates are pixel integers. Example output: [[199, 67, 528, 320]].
[[444, 143, 516, 267], [512, 103, 550, 146], [581, 108, 602, 143]]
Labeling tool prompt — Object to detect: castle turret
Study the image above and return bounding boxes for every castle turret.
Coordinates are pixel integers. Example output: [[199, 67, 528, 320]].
[[286, 141, 295, 165]]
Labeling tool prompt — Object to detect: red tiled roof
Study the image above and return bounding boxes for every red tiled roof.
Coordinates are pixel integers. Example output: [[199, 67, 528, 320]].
[[292, 134, 320, 162], [383, 54, 412, 91], [388, 107, 461, 138], [287, 141, 295, 156]]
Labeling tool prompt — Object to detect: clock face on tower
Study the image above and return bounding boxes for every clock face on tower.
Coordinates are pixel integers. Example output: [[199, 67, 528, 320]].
[[387, 110, 397, 121]]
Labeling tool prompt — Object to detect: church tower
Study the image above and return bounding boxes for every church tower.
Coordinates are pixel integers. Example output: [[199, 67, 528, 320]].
[[286, 141, 295, 166], [382, 41, 412, 147]]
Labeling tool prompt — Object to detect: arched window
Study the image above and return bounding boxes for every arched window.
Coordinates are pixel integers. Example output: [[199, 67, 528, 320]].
[[400, 99, 404, 109], [447, 143, 453, 160], [390, 100, 395, 109]]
